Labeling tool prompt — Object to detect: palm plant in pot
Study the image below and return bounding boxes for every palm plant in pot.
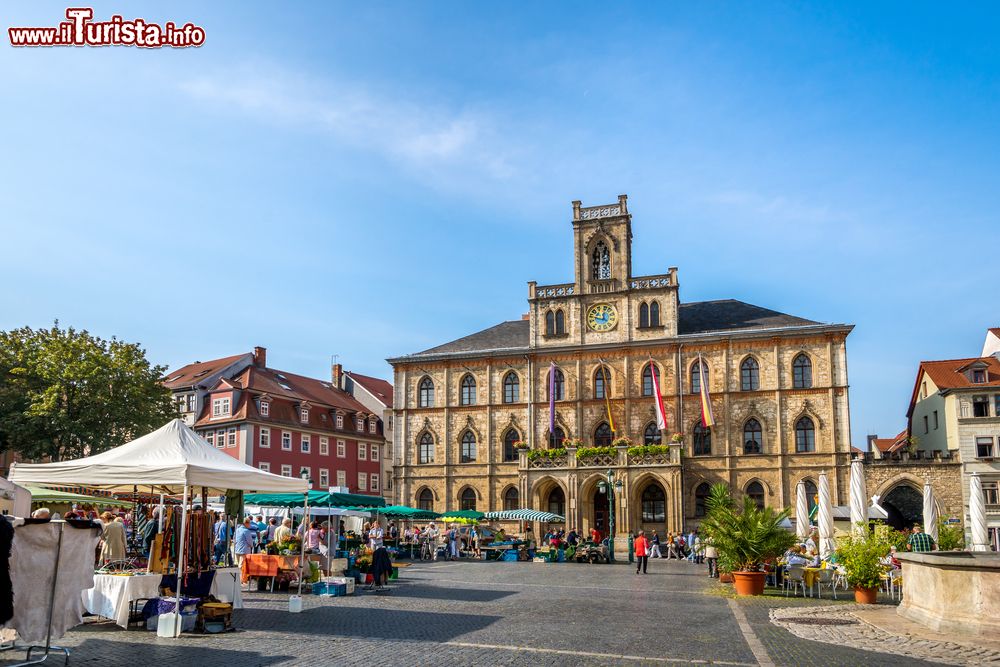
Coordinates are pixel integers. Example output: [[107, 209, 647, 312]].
[[700, 483, 797, 596], [836, 526, 890, 604]]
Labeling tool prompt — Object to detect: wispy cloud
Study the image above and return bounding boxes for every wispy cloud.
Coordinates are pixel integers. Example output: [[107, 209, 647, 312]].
[[706, 189, 839, 225], [177, 64, 516, 182]]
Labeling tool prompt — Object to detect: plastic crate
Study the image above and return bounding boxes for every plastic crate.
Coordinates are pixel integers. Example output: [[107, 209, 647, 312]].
[[312, 582, 348, 596]]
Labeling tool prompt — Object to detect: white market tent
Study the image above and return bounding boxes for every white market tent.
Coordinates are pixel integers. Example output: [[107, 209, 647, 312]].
[[9, 419, 307, 636], [9, 418, 307, 494]]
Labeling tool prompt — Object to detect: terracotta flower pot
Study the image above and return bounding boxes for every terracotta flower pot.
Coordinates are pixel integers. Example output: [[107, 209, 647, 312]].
[[719, 572, 734, 583], [732, 571, 766, 596], [853, 586, 878, 604]]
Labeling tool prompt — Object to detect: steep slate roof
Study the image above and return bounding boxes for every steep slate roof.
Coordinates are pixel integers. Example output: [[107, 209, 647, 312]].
[[400, 299, 825, 359], [345, 371, 394, 407], [677, 300, 818, 335], [164, 353, 251, 390], [413, 320, 530, 356]]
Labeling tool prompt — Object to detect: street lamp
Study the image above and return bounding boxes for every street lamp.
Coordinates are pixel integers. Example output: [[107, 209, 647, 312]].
[[598, 469, 624, 562]]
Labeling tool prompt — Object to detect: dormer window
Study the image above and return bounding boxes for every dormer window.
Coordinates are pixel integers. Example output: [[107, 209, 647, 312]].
[[336, 414, 344, 429], [973, 369, 987, 384], [356, 416, 364, 432], [369, 419, 377, 434], [259, 400, 269, 417], [300, 407, 309, 423], [212, 397, 231, 418]]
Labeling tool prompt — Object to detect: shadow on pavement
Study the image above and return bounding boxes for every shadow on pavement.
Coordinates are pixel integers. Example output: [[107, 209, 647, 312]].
[[381, 585, 517, 602], [0, 638, 293, 665]]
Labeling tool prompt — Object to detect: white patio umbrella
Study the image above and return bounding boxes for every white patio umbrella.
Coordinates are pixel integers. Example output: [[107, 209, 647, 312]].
[[817, 471, 835, 557], [970, 473, 990, 552], [922, 482, 939, 545], [849, 459, 867, 536], [795, 481, 809, 539]]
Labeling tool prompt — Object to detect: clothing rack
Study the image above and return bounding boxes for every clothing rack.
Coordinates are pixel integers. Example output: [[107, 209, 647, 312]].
[[10, 521, 70, 667]]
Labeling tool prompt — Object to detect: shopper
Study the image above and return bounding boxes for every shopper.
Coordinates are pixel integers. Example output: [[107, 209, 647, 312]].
[[704, 540, 719, 578], [233, 517, 257, 567], [99, 511, 126, 564], [274, 517, 293, 544], [213, 514, 229, 564], [634, 530, 649, 574], [649, 530, 662, 558]]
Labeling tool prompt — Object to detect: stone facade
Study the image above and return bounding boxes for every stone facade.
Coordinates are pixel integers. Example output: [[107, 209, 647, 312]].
[[860, 453, 965, 524], [388, 196, 855, 538]]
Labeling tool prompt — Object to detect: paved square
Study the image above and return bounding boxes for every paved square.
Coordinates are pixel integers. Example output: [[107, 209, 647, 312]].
[[0, 558, 947, 666]]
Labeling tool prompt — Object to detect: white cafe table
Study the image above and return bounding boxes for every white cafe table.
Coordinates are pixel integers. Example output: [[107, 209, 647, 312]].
[[82, 573, 161, 628]]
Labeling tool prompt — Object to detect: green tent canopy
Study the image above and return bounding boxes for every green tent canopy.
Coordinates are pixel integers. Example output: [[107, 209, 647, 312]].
[[373, 505, 440, 520], [438, 509, 484, 521], [26, 485, 135, 508], [244, 490, 386, 509]]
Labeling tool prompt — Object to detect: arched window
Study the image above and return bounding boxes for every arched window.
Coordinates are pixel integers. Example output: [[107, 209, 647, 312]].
[[694, 482, 711, 517], [743, 418, 762, 454], [503, 372, 520, 403], [643, 422, 662, 445], [547, 487, 566, 517], [740, 357, 760, 391], [417, 488, 434, 511], [691, 359, 708, 394], [639, 302, 650, 328], [795, 416, 816, 452], [545, 310, 555, 336], [803, 479, 818, 513], [555, 310, 566, 335], [693, 422, 711, 456], [793, 354, 812, 389], [418, 432, 434, 464], [418, 377, 434, 408], [592, 241, 611, 280], [746, 481, 765, 509], [641, 484, 666, 522], [460, 430, 477, 463], [641, 363, 660, 397], [650, 301, 660, 327], [548, 367, 565, 401], [503, 486, 519, 511], [460, 487, 477, 511], [594, 422, 613, 446], [548, 426, 565, 449], [594, 366, 610, 399], [460, 374, 476, 406], [503, 429, 520, 462]]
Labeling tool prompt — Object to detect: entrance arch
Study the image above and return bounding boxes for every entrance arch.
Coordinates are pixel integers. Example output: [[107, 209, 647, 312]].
[[635, 480, 667, 535], [882, 484, 924, 530]]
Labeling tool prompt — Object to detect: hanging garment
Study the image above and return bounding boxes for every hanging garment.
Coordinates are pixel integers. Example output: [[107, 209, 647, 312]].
[[0, 517, 14, 624], [6, 521, 101, 642]]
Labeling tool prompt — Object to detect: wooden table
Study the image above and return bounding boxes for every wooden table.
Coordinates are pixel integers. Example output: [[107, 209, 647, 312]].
[[240, 554, 302, 585]]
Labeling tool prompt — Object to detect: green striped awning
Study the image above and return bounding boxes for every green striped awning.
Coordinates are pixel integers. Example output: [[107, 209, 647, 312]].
[[483, 509, 565, 522]]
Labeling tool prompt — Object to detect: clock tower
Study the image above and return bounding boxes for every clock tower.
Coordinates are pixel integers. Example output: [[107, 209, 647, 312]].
[[527, 195, 679, 349]]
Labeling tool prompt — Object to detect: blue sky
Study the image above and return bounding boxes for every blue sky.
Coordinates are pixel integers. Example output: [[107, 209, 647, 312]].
[[2, 2, 999, 446]]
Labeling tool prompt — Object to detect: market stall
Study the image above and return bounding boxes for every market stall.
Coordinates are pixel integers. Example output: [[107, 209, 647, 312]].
[[9, 418, 307, 637]]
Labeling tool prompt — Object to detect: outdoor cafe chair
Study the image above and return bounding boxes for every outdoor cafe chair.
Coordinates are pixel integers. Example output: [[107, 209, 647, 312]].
[[784, 566, 807, 597], [884, 569, 902, 601], [833, 565, 849, 591], [814, 568, 837, 600]]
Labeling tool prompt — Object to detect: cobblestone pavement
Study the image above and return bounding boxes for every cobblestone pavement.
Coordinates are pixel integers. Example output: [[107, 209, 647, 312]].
[[0, 558, 988, 666]]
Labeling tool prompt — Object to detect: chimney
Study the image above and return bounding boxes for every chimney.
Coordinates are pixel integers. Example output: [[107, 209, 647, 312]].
[[866, 434, 877, 451], [521, 313, 530, 321], [332, 363, 343, 388], [253, 346, 267, 368]]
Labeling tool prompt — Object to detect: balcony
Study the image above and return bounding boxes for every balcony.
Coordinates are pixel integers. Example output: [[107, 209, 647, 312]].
[[532, 283, 576, 299]]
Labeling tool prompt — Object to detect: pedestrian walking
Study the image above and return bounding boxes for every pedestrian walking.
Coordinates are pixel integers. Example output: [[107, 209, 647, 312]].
[[234, 517, 257, 568], [634, 530, 649, 574], [649, 530, 662, 558], [704, 540, 719, 578]]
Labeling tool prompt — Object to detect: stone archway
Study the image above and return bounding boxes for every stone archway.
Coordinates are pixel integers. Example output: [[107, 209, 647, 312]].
[[632, 476, 669, 537], [882, 484, 924, 530], [577, 473, 608, 539]]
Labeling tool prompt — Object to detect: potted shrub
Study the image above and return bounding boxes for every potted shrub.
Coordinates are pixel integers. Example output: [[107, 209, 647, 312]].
[[512, 440, 529, 450], [612, 436, 633, 448], [670, 432, 684, 444], [836, 528, 889, 604], [700, 483, 796, 596]]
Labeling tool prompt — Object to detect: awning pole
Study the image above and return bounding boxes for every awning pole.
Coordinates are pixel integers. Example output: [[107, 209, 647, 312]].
[[158, 493, 164, 531], [297, 492, 310, 596], [174, 485, 189, 638]]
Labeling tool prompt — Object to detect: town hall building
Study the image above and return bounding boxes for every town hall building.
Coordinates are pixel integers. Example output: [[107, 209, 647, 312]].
[[388, 195, 855, 538]]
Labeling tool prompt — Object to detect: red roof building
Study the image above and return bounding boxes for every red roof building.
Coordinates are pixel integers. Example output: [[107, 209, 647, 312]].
[[165, 348, 384, 495], [339, 367, 395, 502]]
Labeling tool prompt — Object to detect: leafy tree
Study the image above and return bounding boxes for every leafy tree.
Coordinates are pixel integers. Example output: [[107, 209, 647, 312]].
[[0, 323, 176, 461]]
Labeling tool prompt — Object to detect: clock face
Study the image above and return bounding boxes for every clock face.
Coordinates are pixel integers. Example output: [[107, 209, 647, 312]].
[[587, 303, 619, 332]]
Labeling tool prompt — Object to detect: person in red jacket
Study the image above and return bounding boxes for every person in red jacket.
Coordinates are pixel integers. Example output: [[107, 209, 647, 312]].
[[634, 530, 649, 574]]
